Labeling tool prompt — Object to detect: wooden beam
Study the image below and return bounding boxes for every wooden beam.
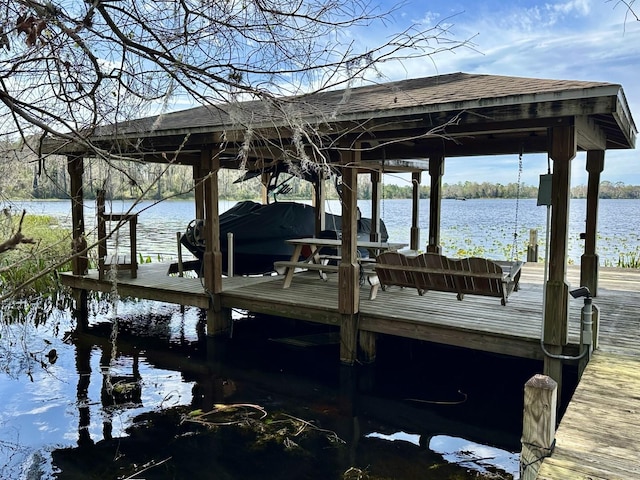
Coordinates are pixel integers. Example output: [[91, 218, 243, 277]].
[[575, 115, 607, 151], [427, 155, 444, 253], [580, 150, 605, 296]]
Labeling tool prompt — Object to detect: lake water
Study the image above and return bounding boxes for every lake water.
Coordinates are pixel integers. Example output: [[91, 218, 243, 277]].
[[8, 197, 640, 265], [1, 197, 639, 479]]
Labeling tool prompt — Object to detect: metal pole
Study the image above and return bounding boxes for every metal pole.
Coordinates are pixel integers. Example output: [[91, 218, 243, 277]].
[[227, 232, 234, 277]]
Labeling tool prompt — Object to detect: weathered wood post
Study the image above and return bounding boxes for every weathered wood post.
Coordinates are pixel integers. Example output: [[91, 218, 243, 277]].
[[543, 125, 576, 396], [527, 229, 538, 262], [201, 149, 231, 336], [369, 170, 382, 243], [427, 154, 444, 253], [261, 171, 271, 205], [580, 150, 604, 297], [312, 170, 326, 237], [338, 150, 360, 365], [193, 164, 205, 220], [360, 169, 382, 362], [68, 155, 88, 330], [410, 171, 421, 251], [520, 374, 557, 480]]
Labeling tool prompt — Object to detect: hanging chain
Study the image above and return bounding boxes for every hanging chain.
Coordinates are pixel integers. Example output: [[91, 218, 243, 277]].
[[511, 148, 524, 261]]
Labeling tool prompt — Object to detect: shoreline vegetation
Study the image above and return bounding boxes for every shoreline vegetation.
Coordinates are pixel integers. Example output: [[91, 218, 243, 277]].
[[2, 154, 639, 200], [9, 179, 640, 201]]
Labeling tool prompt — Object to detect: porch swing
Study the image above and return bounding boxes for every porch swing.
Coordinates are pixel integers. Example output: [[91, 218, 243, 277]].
[[371, 151, 524, 305]]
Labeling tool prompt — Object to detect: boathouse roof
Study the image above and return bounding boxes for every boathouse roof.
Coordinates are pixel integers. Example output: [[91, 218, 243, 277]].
[[44, 72, 637, 169]]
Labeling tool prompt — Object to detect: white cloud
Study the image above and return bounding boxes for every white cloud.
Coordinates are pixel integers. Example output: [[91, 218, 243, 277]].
[[366, 0, 640, 184]]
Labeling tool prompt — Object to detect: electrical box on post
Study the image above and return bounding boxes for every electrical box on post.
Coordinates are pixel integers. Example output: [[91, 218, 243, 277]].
[[537, 174, 553, 206]]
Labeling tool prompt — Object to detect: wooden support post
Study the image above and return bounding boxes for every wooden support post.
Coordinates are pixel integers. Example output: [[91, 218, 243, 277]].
[[201, 149, 229, 336], [527, 229, 539, 262], [261, 172, 271, 205], [370, 170, 382, 243], [359, 331, 377, 364], [520, 374, 557, 480], [193, 164, 205, 220], [580, 150, 604, 297], [339, 152, 360, 365], [313, 173, 326, 236], [427, 155, 444, 253], [68, 156, 87, 276], [96, 189, 107, 274], [410, 171, 421, 251], [68, 156, 88, 329], [340, 313, 359, 365], [543, 126, 575, 392]]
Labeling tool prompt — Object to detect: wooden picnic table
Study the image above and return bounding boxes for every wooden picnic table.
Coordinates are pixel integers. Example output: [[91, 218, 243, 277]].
[[274, 237, 408, 288]]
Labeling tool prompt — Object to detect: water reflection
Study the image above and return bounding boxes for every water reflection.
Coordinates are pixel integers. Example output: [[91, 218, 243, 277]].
[[1, 299, 522, 479]]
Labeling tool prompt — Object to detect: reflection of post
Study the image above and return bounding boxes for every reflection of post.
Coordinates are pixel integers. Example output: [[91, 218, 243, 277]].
[[100, 334, 113, 441], [338, 366, 360, 471], [75, 339, 94, 447], [197, 337, 232, 409]]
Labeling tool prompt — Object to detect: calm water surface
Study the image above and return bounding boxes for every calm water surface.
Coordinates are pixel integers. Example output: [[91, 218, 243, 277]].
[[9, 197, 640, 264], [2, 197, 638, 479]]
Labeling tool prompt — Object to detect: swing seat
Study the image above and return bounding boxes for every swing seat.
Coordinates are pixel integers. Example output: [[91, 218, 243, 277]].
[[371, 252, 522, 305]]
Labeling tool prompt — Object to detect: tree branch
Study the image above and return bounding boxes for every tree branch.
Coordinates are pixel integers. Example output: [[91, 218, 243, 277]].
[[0, 210, 35, 254]]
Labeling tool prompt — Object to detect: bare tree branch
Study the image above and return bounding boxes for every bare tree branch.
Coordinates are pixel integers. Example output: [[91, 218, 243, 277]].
[[0, 210, 35, 254]]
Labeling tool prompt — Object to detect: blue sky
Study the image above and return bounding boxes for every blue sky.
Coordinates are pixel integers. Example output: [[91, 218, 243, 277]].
[[362, 0, 640, 187]]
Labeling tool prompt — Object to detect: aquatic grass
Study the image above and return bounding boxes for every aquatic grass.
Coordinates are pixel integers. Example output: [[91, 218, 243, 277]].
[[0, 215, 72, 298], [609, 251, 640, 268]]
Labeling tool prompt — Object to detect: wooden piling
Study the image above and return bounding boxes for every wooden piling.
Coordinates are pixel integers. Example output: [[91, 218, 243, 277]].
[[358, 330, 377, 364], [527, 229, 538, 263], [520, 374, 557, 480]]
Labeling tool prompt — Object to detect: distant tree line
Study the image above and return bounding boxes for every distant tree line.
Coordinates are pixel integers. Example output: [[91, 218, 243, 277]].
[[2, 152, 640, 200]]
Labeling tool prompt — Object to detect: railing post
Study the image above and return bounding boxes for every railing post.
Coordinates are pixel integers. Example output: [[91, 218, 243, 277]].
[[227, 232, 234, 277], [520, 374, 557, 480], [527, 229, 538, 262]]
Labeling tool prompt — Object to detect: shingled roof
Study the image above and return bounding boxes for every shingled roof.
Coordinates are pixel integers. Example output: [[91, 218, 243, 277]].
[[46, 72, 636, 167]]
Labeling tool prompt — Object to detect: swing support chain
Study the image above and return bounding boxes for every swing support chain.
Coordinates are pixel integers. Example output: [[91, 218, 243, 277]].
[[511, 146, 524, 261]]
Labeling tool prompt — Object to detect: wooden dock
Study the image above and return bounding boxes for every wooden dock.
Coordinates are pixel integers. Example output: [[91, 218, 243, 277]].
[[534, 266, 640, 479], [536, 352, 640, 479], [61, 262, 640, 359], [61, 262, 640, 479], [63, 262, 584, 360]]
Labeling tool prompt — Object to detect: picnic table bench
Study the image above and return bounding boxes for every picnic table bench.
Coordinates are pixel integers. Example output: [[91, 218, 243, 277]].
[[274, 237, 407, 288]]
